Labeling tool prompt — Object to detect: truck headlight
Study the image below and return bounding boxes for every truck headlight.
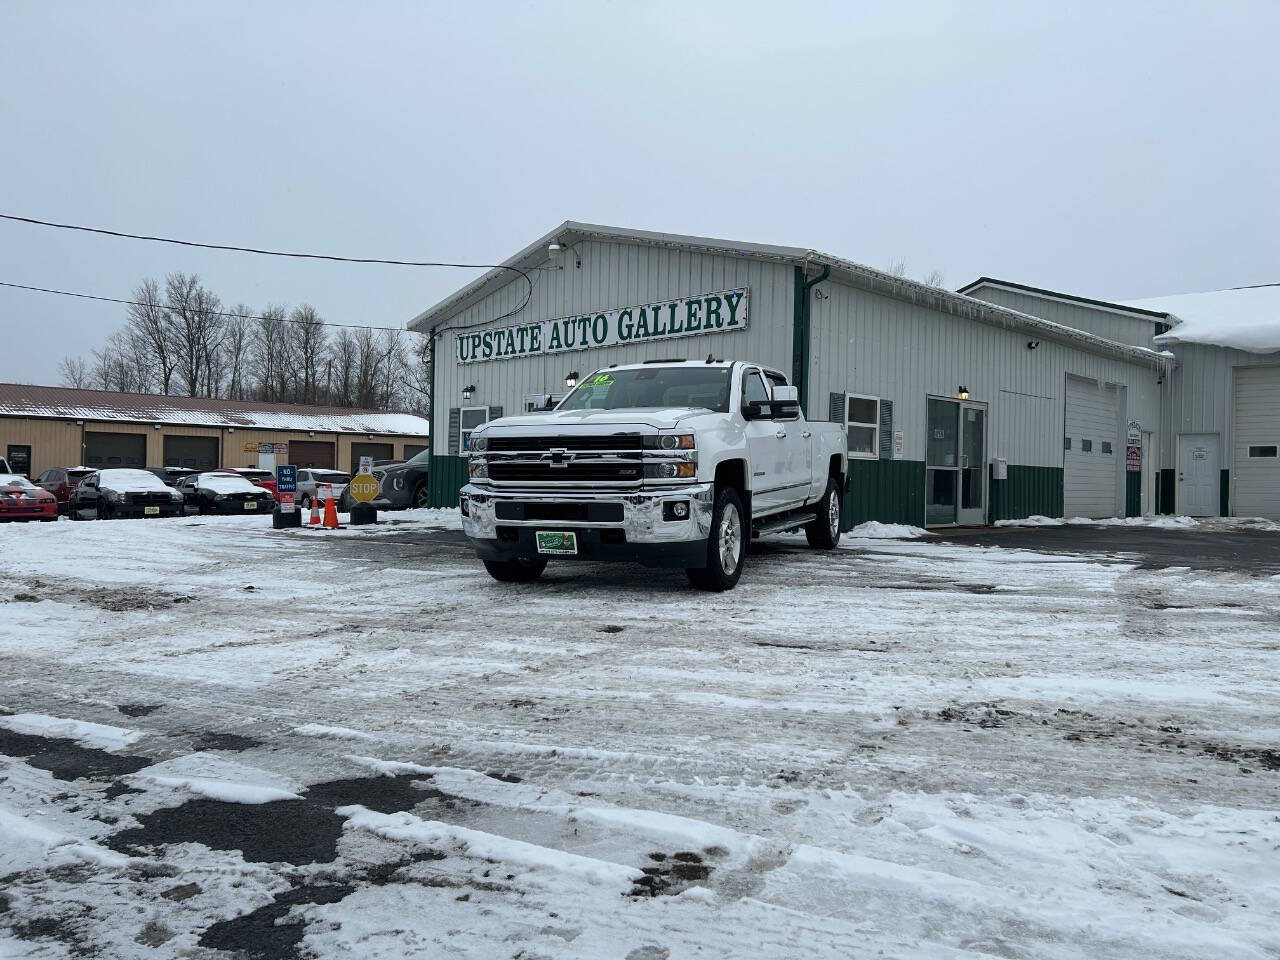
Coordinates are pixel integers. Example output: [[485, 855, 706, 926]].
[[646, 434, 695, 450], [469, 460, 489, 479], [643, 462, 696, 480], [471, 436, 488, 453]]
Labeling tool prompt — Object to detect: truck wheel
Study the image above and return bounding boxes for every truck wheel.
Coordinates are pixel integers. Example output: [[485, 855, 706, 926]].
[[483, 557, 547, 583], [687, 487, 746, 591], [412, 482, 429, 508], [805, 478, 842, 549]]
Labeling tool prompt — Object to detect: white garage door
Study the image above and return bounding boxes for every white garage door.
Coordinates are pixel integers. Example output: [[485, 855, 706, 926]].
[[1064, 376, 1119, 518], [1233, 366, 1280, 519]]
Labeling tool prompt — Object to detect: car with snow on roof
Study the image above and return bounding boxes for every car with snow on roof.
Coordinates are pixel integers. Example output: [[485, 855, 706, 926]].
[[174, 472, 278, 515], [0, 473, 58, 522], [68, 468, 185, 520], [460, 359, 847, 591]]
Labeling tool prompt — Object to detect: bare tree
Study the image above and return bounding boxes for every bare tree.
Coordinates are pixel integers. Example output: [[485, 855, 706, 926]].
[[123, 278, 176, 394], [290, 305, 326, 405], [222, 305, 255, 400], [921, 269, 945, 289], [330, 328, 357, 406], [251, 305, 289, 401], [58, 355, 92, 388], [164, 273, 225, 397]]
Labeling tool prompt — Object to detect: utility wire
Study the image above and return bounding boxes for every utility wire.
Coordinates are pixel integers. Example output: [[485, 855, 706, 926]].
[[0, 210, 537, 334], [0, 280, 408, 333]]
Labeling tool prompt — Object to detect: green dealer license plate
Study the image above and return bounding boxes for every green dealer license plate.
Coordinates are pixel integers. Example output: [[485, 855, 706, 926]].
[[535, 531, 578, 555]]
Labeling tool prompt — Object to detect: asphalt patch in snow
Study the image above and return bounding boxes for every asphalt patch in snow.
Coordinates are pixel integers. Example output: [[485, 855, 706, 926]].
[[630, 850, 716, 897], [198, 881, 355, 960], [0, 728, 151, 781], [115, 703, 161, 718], [106, 774, 477, 866], [190, 731, 265, 752]]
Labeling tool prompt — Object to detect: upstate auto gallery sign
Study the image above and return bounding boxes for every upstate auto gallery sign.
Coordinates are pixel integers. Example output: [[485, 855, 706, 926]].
[[455, 288, 748, 364]]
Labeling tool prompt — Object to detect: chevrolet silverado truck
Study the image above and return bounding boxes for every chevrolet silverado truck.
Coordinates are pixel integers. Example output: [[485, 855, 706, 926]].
[[460, 359, 847, 590]]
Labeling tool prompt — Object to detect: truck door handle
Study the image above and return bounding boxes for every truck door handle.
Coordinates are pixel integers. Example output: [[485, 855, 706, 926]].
[[775, 430, 787, 439], [802, 430, 812, 439]]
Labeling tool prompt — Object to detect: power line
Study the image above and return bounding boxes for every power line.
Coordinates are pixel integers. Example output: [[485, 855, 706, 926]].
[[0, 210, 538, 336], [0, 211, 532, 292], [0, 279, 408, 333]]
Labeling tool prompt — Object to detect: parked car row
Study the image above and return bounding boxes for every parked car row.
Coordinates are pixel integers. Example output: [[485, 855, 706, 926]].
[[5, 455, 428, 523]]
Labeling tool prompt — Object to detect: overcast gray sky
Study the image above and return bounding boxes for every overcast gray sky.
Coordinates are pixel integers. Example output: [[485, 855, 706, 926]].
[[1, 0, 1276, 386]]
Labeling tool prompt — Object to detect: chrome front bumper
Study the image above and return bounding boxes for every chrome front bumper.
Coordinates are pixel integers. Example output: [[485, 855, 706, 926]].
[[460, 482, 715, 544]]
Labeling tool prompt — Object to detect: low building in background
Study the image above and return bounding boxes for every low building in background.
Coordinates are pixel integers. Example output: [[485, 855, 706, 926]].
[[0, 383, 429, 479], [961, 279, 1280, 519]]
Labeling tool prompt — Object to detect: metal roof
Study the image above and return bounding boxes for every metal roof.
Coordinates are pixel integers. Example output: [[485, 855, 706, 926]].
[[0, 383, 429, 435], [407, 221, 1171, 370], [956, 277, 1173, 320]]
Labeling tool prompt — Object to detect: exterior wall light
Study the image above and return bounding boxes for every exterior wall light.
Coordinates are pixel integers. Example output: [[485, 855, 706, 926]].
[[154, 423, 162, 430], [565, 371, 579, 389], [308, 431, 316, 438], [227, 427, 235, 433], [547, 241, 562, 257], [957, 386, 970, 401], [462, 384, 476, 401]]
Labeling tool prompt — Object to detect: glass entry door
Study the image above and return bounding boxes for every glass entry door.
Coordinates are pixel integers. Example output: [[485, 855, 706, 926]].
[[925, 398, 987, 526]]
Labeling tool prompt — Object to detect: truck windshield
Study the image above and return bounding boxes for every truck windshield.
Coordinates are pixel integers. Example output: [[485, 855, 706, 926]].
[[558, 367, 732, 413]]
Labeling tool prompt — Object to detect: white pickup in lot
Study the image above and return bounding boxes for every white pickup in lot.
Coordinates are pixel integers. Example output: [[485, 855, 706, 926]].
[[460, 359, 847, 590]]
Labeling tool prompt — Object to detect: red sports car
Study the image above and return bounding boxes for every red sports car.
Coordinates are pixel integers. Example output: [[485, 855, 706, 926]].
[[35, 466, 96, 514], [0, 473, 58, 522]]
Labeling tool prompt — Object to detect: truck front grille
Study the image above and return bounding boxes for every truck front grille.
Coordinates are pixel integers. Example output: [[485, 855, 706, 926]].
[[484, 434, 647, 486]]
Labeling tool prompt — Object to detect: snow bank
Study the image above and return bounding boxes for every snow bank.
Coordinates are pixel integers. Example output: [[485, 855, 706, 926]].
[[338, 806, 643, 886], [293, 723, 382, 742], [995, 515, 1198, 529], [0, 805, 129, 870], [343, 755, 435, 777], [1126, 284, 1280, 354], [847, 522, 931, 539], [0, 713, 141, 751], [128, 753, 303, 804]]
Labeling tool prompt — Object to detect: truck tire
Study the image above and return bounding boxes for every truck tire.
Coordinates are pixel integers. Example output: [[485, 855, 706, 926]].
[[805, 478, 842, 549], [687, 487, 746, 591], [483, 557, 548, 583]]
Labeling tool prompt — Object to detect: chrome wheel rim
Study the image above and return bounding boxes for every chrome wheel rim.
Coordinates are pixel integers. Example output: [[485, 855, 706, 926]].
[[828, 493, 840, 537], [719, 504, 741, 572], [414, 487, 429, 507]]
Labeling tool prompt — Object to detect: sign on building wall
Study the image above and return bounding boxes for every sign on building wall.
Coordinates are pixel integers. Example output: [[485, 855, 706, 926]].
[[455, 288, 749, 364], [1126, 444, 1142, 472]]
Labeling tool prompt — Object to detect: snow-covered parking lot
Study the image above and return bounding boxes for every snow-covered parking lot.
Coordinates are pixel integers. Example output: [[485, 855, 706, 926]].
[[1, 511, 1278, 959]]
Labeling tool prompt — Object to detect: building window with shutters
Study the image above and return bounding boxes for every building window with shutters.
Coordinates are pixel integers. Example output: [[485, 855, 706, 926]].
[[845, 394, 879, 459], [459, 407, 488, 451]]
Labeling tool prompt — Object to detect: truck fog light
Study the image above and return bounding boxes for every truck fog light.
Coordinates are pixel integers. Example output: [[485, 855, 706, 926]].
[[663, 500, 691, 522]]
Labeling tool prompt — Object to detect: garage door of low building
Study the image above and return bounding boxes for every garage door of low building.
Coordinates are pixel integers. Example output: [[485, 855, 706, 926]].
[[84, 431, 146, 469], [351, 442, 394, 468], [164, 435, 219, 470], [1063, 375, 1119, 518], [289, 440, 335, 469], [1233, 366, 1280, 519]]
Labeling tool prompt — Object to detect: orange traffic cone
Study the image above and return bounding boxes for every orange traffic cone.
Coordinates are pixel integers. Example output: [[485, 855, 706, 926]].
[[322, 494, 339, 529], [308, 496, 321, 525]]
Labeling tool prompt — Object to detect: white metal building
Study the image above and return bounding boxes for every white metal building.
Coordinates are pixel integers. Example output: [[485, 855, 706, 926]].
[[409, 223, 1171, 529], [961, 279, 1280, 519]]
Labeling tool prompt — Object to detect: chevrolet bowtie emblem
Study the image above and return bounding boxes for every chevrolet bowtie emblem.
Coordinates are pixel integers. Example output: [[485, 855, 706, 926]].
[[544, 447, 573, 468]]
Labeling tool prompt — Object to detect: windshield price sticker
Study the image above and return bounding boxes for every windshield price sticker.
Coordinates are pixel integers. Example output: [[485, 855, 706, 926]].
[[456, 288, 749, 364]]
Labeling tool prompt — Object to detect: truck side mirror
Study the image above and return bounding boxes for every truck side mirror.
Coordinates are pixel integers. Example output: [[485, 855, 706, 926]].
[[770, 385, 800, 419], [743, 400, 769, 421]]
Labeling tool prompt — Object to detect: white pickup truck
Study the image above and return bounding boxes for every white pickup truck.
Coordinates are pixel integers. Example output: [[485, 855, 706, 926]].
[[460, 359, 847, 590]]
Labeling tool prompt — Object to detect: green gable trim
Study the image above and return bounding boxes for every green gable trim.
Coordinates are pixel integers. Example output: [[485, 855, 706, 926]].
[[990, 464, 1063, 522]]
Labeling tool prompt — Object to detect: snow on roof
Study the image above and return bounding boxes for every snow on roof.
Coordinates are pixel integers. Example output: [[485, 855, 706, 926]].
[[0, 383, 430, 435], [1125, 284, 1280, 353]]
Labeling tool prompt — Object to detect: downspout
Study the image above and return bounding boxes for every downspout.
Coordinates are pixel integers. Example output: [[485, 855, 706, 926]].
[[791, 262, 830, 414], [426, 328, 438, 507]]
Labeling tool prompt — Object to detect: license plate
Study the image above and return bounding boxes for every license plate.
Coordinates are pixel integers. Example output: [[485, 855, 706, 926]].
[[244, 501, 258, 510], [535, 531, 578, 555], [144, 505, 160, 515]]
